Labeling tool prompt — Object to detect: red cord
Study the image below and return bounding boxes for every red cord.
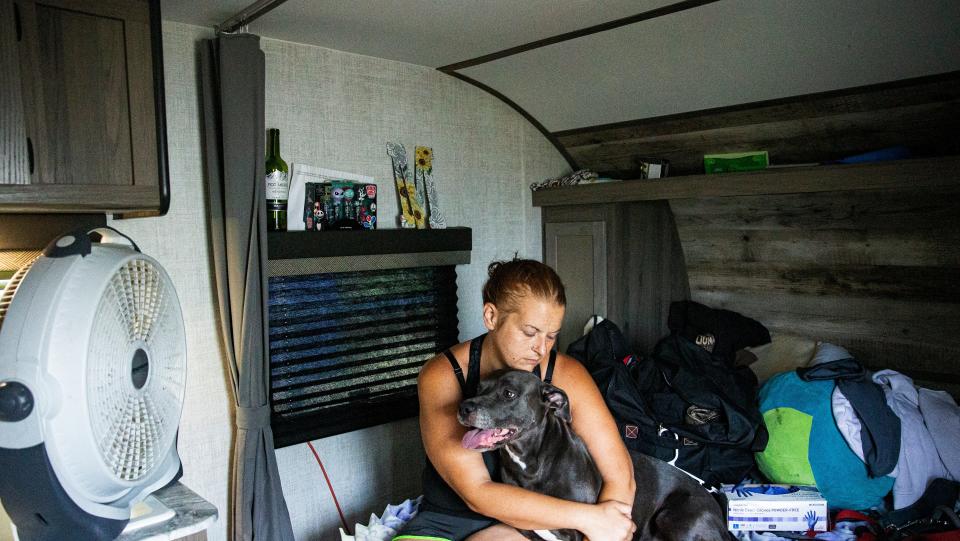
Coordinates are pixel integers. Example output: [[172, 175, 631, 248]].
[[307, 441, 352, 535]]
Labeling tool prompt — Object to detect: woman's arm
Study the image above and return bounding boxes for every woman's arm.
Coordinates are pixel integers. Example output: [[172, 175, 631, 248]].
[[554, 353, 637, 507], [418, 355, 635, 539]]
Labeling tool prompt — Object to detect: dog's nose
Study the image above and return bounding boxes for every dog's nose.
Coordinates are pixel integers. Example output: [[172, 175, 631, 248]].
[[459, 402, 476, 421]]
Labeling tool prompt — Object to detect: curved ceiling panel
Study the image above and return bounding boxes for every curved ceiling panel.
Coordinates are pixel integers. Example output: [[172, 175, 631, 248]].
[[245, 0, 669, 67], [456, 0, 960, 132]]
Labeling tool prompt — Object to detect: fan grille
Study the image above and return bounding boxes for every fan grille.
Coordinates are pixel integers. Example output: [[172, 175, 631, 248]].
[[88, 258, 186, 482], [0, 257, 38, 330]]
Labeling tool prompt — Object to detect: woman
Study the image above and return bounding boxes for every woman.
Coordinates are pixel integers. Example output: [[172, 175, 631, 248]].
[[395, 259, 637, 541]]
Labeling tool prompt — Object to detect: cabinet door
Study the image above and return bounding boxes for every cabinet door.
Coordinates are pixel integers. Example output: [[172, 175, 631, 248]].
[[544, 220, 607, 352], [0, 0, 31, 185], [2, 0, 162, 212]]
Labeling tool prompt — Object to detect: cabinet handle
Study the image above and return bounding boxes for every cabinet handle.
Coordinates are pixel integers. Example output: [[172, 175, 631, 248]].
[[14, 2, 22, 42], [27, 137, 34, 175]]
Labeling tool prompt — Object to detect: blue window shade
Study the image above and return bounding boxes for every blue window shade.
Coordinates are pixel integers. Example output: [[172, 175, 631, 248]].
[[268, 266, 459, 447]]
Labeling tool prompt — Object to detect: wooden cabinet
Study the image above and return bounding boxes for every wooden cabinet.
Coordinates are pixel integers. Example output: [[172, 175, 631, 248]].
[[542, 208, 608, 352], [0, 0, 168, 215], [0, 0, 30, 186], [541, 201, 689, 355]]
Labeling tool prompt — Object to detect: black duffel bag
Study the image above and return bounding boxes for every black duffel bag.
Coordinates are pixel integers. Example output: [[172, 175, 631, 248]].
[[569, 318, 768, 487]]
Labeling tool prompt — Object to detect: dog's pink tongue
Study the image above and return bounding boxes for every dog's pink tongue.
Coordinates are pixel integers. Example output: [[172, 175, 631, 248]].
[[461, 428, 498, 450]]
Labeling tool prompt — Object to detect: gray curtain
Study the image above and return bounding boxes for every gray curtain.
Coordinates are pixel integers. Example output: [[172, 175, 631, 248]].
[[200, 33, 295, 541]]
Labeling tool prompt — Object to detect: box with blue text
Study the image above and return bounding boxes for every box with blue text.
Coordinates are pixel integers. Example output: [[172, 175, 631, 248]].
[[722, 484, 827, 532]]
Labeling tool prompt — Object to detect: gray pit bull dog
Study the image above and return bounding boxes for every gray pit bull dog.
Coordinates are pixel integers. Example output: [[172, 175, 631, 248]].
[[458, 370, 728, 541]]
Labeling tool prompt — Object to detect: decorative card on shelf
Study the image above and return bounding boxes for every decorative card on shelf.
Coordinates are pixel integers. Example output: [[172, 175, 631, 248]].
[[639, 158, 670, 179], [302, 182, 330, 231], [356, 184, 377, 230], [286, 163, 375, 231], [329, 181, 360, 230]]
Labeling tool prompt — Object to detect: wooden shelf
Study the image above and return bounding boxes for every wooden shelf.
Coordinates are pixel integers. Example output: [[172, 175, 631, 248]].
[[532, 156, 960, 207], [267, 226, 472, 277]]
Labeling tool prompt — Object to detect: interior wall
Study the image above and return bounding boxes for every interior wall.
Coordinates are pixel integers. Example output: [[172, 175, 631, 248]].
[[673, 185, 960, 396], [260, 35, 567, 540], [0, 21, 567, 541]]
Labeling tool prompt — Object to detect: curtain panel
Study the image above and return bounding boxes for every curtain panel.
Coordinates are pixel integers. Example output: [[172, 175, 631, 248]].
[[200, 33, 295, 541]]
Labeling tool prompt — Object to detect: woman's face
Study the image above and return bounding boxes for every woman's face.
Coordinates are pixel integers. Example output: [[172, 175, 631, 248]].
[[485, 296, 564, 371]]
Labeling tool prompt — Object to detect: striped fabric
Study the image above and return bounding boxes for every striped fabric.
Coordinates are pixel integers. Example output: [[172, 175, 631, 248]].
[[268, 266, 460, 447]]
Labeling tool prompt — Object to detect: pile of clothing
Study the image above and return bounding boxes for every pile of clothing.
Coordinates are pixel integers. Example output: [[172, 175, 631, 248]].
[[570, 300, 960, 539], [339, 497, 421, 541], [755, 340, 960, 512]]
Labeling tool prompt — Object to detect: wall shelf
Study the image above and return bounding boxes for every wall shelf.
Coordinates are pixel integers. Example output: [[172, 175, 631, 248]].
[[532, 156, 960, 207], [267, 226, 472, 276]]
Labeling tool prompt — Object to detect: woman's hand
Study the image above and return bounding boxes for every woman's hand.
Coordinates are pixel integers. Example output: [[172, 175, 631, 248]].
[[581, 499, 635, 541]]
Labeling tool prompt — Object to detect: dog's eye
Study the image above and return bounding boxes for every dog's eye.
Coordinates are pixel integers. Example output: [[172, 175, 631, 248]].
[[502, 389, 517, 400]]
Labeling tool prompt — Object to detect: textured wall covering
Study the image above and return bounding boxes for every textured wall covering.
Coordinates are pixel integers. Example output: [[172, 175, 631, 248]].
[[0, 21, 567, 541], [261, 35, 568, 540]]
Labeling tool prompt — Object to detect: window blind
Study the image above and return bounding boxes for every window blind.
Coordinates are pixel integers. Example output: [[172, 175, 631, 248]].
[[268, 265, 459, 447]]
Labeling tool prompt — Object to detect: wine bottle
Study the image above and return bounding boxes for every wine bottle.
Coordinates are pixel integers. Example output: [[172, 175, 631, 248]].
[[265, 128, 289, 231]]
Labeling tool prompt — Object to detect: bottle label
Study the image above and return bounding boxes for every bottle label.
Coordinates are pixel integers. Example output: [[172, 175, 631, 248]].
[[266, 171, 289, 200]]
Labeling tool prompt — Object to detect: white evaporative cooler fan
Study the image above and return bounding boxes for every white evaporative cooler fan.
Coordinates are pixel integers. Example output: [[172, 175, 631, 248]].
[[0, 228, 187, 541]]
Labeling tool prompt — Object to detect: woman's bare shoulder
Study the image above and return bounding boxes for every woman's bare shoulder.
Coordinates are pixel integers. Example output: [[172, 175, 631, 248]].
[[419, 340, 471, 389], [550, 351, 593, 385]]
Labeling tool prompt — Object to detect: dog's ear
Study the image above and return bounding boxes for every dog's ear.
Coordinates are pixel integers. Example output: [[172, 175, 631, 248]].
[[541, 384, 571, 423]]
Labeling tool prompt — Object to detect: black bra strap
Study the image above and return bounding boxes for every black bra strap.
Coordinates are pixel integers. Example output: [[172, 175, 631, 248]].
[[444, 350, 466, 393], [531, 349, 557, 383], [544, 349, 557, 384], [466, 334, 486, 397]]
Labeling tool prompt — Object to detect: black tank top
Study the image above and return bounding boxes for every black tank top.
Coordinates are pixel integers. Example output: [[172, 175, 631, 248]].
[[420, 333, 557, 517]]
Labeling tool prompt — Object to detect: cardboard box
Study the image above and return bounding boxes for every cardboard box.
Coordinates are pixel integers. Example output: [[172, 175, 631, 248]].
[[723, 484, 827, 533], [704, 151, 769, 174]]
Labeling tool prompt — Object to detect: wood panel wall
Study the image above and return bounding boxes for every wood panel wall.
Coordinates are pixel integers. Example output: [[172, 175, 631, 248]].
[[617, 201, 690, 356], [671, 185, 960, 395], [555, 71, 960, 178]]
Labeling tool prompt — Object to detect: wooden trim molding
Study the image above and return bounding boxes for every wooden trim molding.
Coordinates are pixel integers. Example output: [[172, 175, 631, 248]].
[[441, 71, 578, 170], [0, 185, 162, 212], [437, 0, 722, 72]]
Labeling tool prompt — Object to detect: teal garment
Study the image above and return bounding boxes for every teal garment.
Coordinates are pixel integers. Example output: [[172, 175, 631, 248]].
[[757, 372, 894, 510]]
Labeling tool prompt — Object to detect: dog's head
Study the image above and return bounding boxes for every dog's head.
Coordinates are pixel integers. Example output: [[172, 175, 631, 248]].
[[458, 370, 571, 451]]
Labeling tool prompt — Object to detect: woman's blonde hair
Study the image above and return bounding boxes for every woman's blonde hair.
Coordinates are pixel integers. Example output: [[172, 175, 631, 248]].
[[482, 258, 566, 313]]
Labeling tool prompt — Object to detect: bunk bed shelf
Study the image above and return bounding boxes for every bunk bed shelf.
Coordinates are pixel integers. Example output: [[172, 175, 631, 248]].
[[532, 156, 960, 207]]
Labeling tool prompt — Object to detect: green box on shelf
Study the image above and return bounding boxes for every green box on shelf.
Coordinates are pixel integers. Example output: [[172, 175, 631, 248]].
[[704, 151, 769, 174]]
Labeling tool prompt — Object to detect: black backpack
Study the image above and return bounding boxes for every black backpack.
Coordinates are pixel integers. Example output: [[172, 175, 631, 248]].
[[568, 318, 768, 487], [566, 317, 630, 373]]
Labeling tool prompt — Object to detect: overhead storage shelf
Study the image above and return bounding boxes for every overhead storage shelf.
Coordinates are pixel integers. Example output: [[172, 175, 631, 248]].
[[267, 227, 472, 277], [532, 156, 960, 207]]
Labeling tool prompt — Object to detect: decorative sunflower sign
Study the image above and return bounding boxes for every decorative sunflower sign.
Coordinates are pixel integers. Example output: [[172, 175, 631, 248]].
[[414, 146, 446, 229], [386, 142, 446, 229]]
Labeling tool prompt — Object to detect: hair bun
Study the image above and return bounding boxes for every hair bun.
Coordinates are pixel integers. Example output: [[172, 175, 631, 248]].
[[482, 258, 566, 310]]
